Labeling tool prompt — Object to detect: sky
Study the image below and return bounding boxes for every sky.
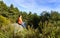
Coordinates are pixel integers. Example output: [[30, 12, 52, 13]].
[[3, 0, 60, 15]]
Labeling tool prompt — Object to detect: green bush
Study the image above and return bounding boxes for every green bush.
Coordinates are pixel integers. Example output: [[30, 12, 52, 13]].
[[14, 27, 41, 38], [0, 15, 10, 28]]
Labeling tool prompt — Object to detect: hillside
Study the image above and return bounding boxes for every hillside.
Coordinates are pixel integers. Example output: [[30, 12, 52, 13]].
[[0, 1, 60, 38]]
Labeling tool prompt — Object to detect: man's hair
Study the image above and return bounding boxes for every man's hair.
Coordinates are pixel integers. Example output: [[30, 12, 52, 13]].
[[16, 15, 20, 23], [19, 15, 20, 17]]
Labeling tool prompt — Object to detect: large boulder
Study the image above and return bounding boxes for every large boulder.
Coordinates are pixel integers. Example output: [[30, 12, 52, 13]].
[[12, 23, 24, 33]]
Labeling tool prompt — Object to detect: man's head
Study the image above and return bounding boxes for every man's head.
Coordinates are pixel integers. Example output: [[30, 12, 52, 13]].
[[19, 15, 22, 17]]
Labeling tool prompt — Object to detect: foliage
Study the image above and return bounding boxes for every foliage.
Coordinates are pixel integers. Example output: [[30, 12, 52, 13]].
[[0, 1, 60, 38], [0, 15, 10, 28]]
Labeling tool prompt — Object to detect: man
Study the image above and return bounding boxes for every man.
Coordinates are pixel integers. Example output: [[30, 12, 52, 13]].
[[18, 15, 26, 28], [18, 15, 23, 25]]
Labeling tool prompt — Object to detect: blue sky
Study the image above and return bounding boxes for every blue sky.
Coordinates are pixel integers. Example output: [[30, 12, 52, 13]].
[[3, 0, 60, 15]]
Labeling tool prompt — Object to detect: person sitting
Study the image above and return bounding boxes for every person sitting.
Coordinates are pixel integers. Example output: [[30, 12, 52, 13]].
[[18, 15, 26, 28]]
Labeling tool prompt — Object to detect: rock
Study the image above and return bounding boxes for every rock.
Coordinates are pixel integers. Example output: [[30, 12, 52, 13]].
[[11, 23, 24, 33]]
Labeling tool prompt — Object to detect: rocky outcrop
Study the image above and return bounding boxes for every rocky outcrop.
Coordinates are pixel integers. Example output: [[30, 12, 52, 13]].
[[11, 23, 24, 33]]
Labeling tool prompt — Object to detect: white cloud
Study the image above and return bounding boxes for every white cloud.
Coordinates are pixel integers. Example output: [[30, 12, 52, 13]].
[[3, 0, 60, 14], [13, 0, 36, 9]]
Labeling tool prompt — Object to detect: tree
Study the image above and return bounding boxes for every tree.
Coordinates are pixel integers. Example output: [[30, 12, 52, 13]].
[[0, 15, 10, 28], [32, 13, 40, 29], [40, 11, 50, 27]]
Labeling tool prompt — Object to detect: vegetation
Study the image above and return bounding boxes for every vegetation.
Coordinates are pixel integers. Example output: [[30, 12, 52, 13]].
[[0, 1, 60, 38]]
